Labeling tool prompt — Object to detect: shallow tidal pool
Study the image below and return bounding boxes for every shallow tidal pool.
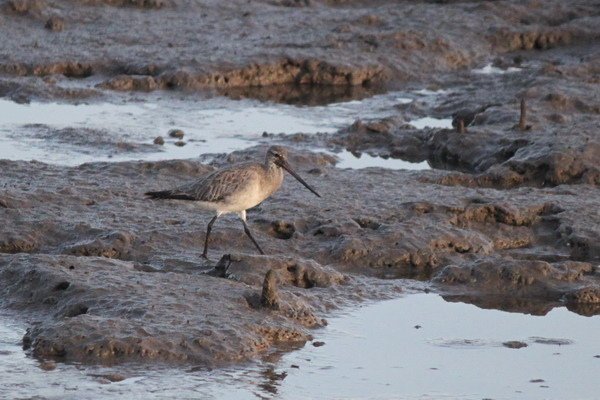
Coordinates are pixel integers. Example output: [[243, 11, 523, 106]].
[[1, 293, 598, 400], [0, 90, 436, 169]]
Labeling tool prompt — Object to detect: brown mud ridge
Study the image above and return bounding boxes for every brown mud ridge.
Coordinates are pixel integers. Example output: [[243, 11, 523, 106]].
[[0, 141, 598, 364], [1, 0, 599, 102]]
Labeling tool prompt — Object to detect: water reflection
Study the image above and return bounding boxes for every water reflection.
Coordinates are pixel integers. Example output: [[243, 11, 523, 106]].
[[218, 83, 388, 106], [443, 294, 600, 317], [1, 294, 598, 399]]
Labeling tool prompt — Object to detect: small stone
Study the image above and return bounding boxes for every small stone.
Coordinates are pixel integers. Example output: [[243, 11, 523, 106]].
[[168, 129, 184, 139], [89, 373, 126, 382], [22, 331, 32, 350], [39, 360, 56, 371], [174, 141, 186, 147], [45, 16, 65, 32], [153, 136, 164, 145], [547, 113, 569, 124], [513, 55, 524, 65], [102, 373, 126, 382], [503, 341, 528, 349]]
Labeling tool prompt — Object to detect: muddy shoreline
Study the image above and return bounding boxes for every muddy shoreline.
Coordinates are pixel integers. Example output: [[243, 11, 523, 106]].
[[0, 0, 599, 368], [2, 0, 599, 102], [1, 145, 598, 364]]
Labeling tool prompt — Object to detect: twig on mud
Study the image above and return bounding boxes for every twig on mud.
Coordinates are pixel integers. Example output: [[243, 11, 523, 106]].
[[519, 98, 527, 131]]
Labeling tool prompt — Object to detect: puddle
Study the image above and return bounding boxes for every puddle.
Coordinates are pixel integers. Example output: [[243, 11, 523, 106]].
[[409, 116, 453, 129], [472, 63, 522, 75], [413, 88, 449, 96], [330, 149, 431, 170], [1, 294, 598, 399], [276, 294, 599, 400], [0, 91, 415, 166]]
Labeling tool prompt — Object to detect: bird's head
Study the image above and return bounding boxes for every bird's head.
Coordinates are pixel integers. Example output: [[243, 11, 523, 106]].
[[266, 145, 289, 165], [266, 146, 320, 198]]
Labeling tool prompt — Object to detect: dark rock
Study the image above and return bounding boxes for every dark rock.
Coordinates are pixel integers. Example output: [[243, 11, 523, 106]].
[[168, 129, 184, 139]]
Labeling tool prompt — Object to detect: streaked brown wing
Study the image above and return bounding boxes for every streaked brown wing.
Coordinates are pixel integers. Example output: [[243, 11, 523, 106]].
[[177, 163, 259, 202]]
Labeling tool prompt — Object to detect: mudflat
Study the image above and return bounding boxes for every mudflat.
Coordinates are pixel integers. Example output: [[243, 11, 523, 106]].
[[0, 0, 598, 367]]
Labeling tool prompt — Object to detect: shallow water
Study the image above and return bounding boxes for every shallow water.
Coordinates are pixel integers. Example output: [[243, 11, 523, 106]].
[[472, 63, 522, 75], [330, 149, 431, 170], [409, 116, 453, 130], [2, 294, 597, 400], [0, 91, 415, 167]]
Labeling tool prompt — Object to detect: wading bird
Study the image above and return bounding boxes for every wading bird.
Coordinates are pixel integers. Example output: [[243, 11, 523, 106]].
[[145, 146, 321, 258], [452, 103, 501, 133]]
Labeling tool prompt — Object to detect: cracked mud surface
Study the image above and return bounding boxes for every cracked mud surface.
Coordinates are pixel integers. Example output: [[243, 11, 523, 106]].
[[0, 0, 598, 368]]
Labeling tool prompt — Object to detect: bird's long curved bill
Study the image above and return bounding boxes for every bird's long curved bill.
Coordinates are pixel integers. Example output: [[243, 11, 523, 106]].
[[279, 160, 321, 198]]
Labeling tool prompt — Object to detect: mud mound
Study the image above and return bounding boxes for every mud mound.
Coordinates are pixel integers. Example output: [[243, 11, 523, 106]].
[[434, 258, 596, 299], [13, 125, 158, 155], [0, 254, 332, 363]]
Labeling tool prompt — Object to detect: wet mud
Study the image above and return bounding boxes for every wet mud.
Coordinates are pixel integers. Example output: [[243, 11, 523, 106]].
[[1, 0, 599, 102], [0, 0, 598, 370], [0, 141, 598, 364]]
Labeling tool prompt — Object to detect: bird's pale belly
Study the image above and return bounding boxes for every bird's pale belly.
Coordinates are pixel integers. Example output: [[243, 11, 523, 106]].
[[201, 187, 272, 213]]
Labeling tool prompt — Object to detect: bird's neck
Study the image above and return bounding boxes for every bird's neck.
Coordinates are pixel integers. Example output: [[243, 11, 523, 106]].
[[263, 162, 284, 194]]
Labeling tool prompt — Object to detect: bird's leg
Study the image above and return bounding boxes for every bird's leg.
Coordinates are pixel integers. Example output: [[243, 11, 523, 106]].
[[202, 213, 220, 259], [243, 220, 265, 255], [238, 210, 265, 255]]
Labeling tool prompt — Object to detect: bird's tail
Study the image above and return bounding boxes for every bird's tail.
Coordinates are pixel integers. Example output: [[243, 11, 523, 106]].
[[145, 190, 195, 200], [145, 190, 173, 199]]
